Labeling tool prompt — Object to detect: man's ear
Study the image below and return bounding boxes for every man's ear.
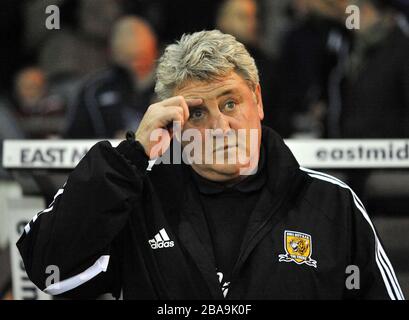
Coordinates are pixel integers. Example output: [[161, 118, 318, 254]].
[[254, 83, 264, 121]]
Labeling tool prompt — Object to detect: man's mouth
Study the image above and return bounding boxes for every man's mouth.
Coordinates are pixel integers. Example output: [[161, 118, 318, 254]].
[[214, 144, 238, 153]]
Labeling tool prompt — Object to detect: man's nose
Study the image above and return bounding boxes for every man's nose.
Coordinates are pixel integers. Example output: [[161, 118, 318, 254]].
[[210, 113, 231, 134]]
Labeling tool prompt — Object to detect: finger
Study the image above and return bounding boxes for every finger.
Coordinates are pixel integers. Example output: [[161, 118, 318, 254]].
[[161, 96, 186, 106], [185, 98, 203, 108], [185, 98, 203, 119], [178, 97, 190, 122], [164, 108, 184, 141], [161, 106, 185, 127], [161, 96, 196, 122]]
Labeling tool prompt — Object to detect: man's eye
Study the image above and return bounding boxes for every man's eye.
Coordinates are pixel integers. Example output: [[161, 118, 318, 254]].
[[224, 100, 236, 111], [190, 109, 205, 120]]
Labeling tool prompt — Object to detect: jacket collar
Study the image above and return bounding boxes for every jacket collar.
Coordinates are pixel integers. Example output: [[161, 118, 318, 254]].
[[190, 144, 267, 195]]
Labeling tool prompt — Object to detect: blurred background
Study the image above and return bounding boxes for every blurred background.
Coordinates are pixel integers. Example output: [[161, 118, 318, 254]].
[[0, 0, 408, 299]]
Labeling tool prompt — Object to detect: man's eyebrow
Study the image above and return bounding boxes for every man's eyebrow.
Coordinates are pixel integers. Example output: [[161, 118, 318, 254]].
[[216, 89, 237, 98], [185, 88, 239, 105]]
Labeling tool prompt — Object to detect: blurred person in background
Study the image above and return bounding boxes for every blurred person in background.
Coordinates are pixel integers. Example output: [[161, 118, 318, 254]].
[[33, 0, 123, 83], [275, 0, 350, 138], [216, 0, 279, 136], [341, 0, 409, 138], [22, 0, 125, 136], [216, 0, 258, 48], [338, 0, 409, 203], [8, 67, 65, 139], [0, 101, 25, 180], [14, 67, 47, 116], [260, 0, 294, 58], [64, 16, 158, 139]]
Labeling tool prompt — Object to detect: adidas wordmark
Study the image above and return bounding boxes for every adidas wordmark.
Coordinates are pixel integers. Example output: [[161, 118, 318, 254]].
[[149, 228, 174, 250]]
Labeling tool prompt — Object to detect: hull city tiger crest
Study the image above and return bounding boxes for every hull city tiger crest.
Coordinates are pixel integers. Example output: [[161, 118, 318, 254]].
[[278, 230, 317, 268]]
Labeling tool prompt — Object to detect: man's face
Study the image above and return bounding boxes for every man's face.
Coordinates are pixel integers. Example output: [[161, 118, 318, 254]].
[[120, 33, 157, 80], [218, 0, 258, 45], [175, 71, 264, 182], [15, 69, 46, 109]]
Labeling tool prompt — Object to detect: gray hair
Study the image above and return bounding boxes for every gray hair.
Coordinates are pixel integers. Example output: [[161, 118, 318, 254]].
[[155, 30, 259, 100]]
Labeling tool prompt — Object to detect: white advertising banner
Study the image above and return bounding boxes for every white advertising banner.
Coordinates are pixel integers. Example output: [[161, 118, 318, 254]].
[[2, 140, 119, 169], [286, 139, 409, 168], [2, 139, 409, 169]]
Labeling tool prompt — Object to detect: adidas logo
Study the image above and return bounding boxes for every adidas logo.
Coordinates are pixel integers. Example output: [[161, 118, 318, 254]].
[[149, 228, 174, 250]]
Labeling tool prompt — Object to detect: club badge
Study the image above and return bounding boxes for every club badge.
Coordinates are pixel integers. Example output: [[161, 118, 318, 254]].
[[278, 230, 317, 268]]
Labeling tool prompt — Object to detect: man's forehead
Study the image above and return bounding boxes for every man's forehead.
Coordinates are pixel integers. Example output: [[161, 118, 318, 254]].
[[176, 72, 249, 99]]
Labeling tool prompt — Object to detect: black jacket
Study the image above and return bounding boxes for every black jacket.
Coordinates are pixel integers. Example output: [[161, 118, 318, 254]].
[[17, 127, 404, 299]]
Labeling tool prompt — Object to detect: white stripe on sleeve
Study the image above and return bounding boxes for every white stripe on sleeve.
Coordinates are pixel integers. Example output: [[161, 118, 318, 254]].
[[25, 188, 65, 235], [44, 255, 110, 295]]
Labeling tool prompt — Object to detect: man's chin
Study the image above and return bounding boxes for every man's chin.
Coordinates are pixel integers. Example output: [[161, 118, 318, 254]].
[[191, 163, 247, 183]]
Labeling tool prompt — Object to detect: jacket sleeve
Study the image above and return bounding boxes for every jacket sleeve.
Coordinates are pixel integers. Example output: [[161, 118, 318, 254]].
[[16, 139, 149, 299], [345, 189, 405, 300]]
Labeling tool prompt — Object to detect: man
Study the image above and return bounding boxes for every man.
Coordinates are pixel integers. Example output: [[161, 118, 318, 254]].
[[276, 0, 351, 138], [341, 0, 409, 138], [64, 16, 157, 139], [339, 0, 409, 229], [18, 30, 404, 299]]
